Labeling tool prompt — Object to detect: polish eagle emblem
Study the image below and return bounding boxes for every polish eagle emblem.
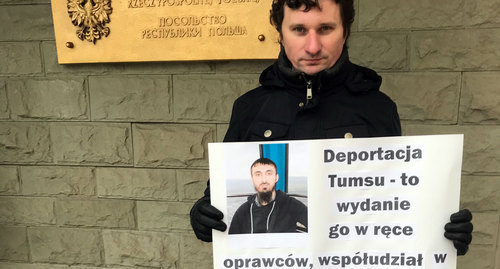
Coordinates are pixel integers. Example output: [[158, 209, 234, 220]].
[[67, 0, 112, 44]]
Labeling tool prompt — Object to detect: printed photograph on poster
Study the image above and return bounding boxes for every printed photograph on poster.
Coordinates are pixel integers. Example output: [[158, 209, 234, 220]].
[[223, 142, 310, 248]]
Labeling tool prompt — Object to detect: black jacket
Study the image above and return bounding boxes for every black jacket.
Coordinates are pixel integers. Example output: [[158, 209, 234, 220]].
[[228, 190, 308, 234], [223, 47, 401, 142], [201, 47, 401, 197]]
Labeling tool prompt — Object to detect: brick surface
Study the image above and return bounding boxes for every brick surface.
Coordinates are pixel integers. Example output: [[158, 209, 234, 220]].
[[55, 198, 135, 228], [461, 176, 500, 211], [180, 234, 213, 269], [137, 201, 191, 231], [7, 78, 88, 120], [411, 29, 500, 70], [89, 76, 172, 121], [217, 123, 229, 142], [457, 244, 495, 269], [349, 33, 407, 70], [0, 42, 42, 75], [359, 0, 464, 30], [0, 166, 18, 194], [464, 0, 500, 26], [0, 226, 28, 261], [0, 122, 52, 164], [215, 60, 274, 74], [177, 169, 209, 201], [404, 125, 500, 174], [460, 72, 500, 124], [96, 167, 176, 200], [471, 212, 499, 245], [0, 263, 67, 269], [381, 72, 461, 122], [133, 124, 214, 168], [0, 197, 55, 225], [0, 80, 8, 119], [21, 166, 95, 196], [173, 74, 258, 122], [42, 42, 214, 75], [29, 227, 102, 265], [0, 263, 129, 269], [103, 230, 179, 268], [0, 5, 53, 41], [51, 123, 133, 166]]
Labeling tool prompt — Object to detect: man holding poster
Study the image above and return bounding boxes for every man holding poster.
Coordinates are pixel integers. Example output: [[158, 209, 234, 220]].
[[190, 0, 472, 259], [228, 157, 308, 234]]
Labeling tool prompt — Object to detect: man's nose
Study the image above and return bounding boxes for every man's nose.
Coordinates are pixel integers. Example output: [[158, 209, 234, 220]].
[[304, 31, 321, 56]]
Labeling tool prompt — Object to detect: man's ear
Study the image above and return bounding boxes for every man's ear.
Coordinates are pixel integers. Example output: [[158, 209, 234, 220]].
[[275, 174, 279, 183]]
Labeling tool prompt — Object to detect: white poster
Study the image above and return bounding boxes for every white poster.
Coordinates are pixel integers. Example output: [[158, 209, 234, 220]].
[[209, 135, 463, 269]]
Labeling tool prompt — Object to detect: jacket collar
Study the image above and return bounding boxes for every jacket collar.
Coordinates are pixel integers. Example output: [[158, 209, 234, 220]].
[[260, 45, 351, 91]]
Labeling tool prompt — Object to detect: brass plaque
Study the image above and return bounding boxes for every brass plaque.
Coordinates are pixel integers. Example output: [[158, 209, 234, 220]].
[[51, 0, 280, 63]]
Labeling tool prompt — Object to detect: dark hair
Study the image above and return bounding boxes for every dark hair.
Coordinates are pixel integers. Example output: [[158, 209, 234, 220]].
[[251, 157, 277, 173], [270, 0, 354, 40]]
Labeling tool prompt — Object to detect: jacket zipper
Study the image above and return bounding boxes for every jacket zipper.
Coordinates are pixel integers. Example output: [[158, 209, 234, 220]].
[[306, 79, 312, 104]]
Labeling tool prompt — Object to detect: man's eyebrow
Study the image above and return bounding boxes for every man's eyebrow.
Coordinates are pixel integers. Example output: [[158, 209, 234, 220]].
[[288, 23, 305, 28]]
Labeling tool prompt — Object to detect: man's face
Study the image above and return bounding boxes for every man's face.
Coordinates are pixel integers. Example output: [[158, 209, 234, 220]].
[[251, 163, 279, 193], [280, 0, 346, 75]]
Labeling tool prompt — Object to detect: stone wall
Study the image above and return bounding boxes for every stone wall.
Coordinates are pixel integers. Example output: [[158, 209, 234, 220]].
[[0, 0, 499, 268]]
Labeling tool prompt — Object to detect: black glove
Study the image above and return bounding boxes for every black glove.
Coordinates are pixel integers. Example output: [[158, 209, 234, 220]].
[[444, 209, 473, 255], [190, 196, 227, 242]]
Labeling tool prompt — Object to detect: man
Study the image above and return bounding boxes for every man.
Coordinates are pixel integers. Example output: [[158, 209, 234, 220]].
[[229, 158, 307, 234], [190, 0, 472, 255]]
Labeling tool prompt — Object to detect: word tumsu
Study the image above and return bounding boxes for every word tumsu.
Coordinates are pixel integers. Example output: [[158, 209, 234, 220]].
[[324, 145, 422, 165]]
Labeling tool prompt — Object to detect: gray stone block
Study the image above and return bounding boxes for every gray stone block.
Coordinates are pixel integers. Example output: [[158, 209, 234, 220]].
[[137, 201, 191, 231], [457, 244, 495, 269], [0, 122, 53, 164], [51, 122, 133, 166], [0, 5, 53, 41], [460, 72, 500, 124], [411, 29, 500, 70], [28, 227, 102, 265], [133, 123, 214, 168], [217, 123, 229, 142], [470, 212, 499, 245], [0, 263, 128, 269], [0, 263, 66, 269], [0, 81, 8, 119], [349, 33, 407, 70], [381, 72, 461, 122], [404, 125, 500, 174], [20, 166, 95, 196], [42, 42, 214, 75], [180, 234, 213, 269], [7, 78, 88, 120], [89, 76, 172, 121], [359, 0, 464, 30], [464, 0, 500, 27], [173, 74, 258, 122], [0, 42, 42, 75], [96, 167, 176, 200], [103, 230, 179, 267], [0, 197, 55, 225], [0, 226, 28, 261], [0, 166, 18, 194], [55, 198, 135, 228], [215, 59, 274, 74], [461, 176, 500, 212], [177, 169, 209, 201]]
